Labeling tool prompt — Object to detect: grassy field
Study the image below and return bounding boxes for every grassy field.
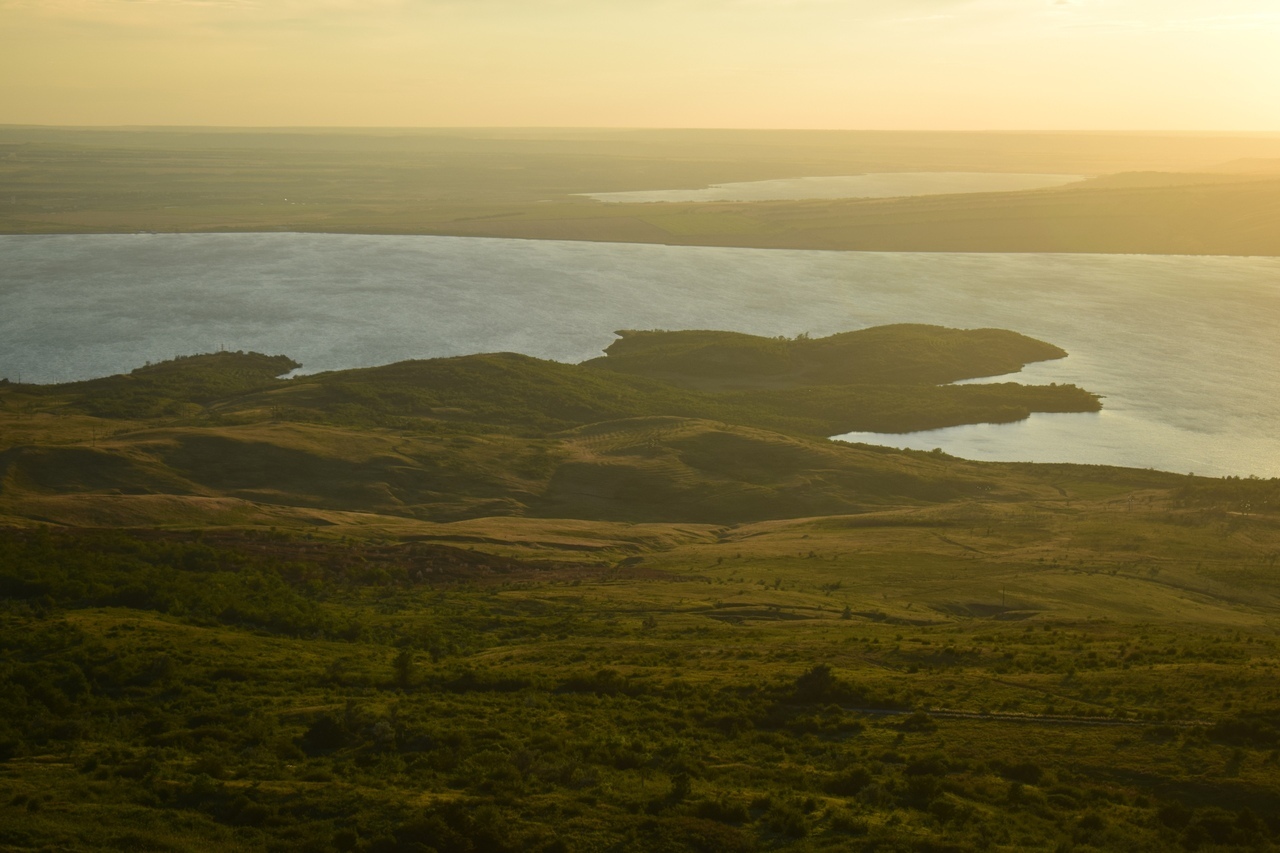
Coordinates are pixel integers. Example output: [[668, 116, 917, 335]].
[[2, 493, 1279, 852], [5, 127, 1280, 255], [2, 328, 1279, 850]]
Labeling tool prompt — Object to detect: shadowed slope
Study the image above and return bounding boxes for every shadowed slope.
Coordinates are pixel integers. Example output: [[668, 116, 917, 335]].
[[0, 325, 1099, 524]]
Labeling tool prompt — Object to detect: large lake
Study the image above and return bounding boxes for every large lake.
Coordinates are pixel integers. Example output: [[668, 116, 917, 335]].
[[3, 233, 1278, 478]]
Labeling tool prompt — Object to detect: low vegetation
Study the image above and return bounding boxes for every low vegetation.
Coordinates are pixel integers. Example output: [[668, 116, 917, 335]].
[[3, 504, 1280, 851], [5, 127, 1280, 255], [2, 324, 1277, 850], [1, 326, 1097, 524], [583, 325, 1069, 389]]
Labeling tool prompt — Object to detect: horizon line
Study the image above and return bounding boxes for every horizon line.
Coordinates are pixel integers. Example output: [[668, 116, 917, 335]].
[[4, 123, 1280, 137]]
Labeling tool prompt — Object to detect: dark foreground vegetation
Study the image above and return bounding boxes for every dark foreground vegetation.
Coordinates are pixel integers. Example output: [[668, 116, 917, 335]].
[[3, 515, 1280, 853], [2, 325, 1278, 850]]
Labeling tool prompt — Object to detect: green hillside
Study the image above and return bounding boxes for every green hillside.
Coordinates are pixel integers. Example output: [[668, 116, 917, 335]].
[[48, 351, 301, 419], [1, 326, 1098, 524], [3, 324, 1278, 852], [3, 481, 1279, 852], [585, 325, 1067, 389]]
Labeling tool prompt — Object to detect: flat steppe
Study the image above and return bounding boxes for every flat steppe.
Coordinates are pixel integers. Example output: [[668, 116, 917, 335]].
[[5, 127, 1280, 254]]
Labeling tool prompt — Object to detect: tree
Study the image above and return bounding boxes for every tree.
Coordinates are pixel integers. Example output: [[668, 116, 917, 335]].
[[393, 649, 416, 688]]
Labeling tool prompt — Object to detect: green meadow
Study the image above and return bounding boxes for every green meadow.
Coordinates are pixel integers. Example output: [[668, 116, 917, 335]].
[[2, 326, 1278, 851]]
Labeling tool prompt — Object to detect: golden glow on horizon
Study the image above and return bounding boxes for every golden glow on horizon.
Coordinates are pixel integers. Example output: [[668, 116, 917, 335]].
[[1, 0, 1278, 129]]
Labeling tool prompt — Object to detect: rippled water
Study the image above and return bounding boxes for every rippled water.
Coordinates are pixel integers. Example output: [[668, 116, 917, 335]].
[[2, 234, 1278, 477], [581, 172, 1084, 203]]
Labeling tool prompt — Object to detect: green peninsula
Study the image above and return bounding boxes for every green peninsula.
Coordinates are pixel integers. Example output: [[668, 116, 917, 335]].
[[1, 325, 1097, 525]]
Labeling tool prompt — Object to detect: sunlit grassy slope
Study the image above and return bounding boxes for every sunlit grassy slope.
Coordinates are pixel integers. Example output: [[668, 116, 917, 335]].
[[3, 322, 1279, 851], [5, 127, 1280, 255]]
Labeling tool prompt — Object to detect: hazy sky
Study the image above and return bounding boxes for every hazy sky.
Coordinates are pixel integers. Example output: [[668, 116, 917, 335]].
[[2, 0, 1277, 129]]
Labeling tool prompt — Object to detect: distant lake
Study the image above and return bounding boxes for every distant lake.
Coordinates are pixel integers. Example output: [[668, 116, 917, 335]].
[[581, 172, 1085, 203], [2, 233, 1279, 477]]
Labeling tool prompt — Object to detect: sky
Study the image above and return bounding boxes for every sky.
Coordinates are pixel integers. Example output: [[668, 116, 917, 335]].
[[1, 0, 1278, 130]]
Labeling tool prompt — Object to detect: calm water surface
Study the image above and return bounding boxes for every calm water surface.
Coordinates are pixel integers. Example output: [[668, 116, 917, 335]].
[[582, 172, 1084, 203], [2, 234, 1278, 477]]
